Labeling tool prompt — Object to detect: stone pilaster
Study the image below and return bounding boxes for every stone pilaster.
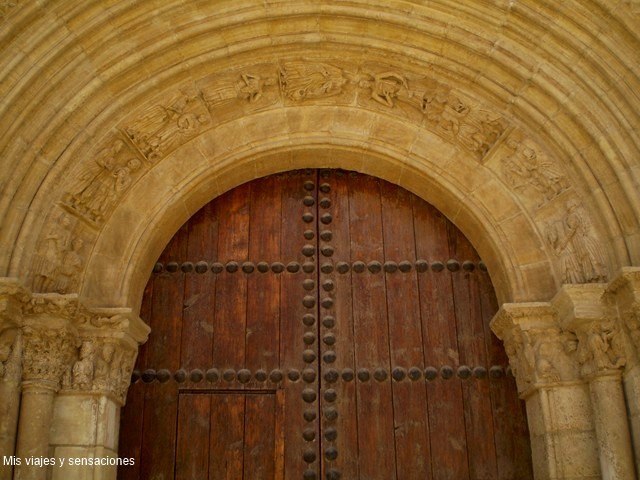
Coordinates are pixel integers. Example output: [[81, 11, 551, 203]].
[[554, 284, 637, 480], [0, 279, 30, 480], [14, 294, 79, 480], [492, 303, 600, 480], [49, 307, 149, 480], [606, 267, 640, 473]]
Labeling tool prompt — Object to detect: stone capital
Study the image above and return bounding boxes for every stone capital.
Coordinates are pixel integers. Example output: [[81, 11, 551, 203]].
[[491, 303, 580, 396], [606, 267, 640, 368], [60, 308, 149, 404]]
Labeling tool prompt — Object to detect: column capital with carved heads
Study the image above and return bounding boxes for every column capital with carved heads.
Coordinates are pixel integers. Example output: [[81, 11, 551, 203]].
[[60, 307, 150, 404], [606, 267, 640, 368], [552, 284, 627, 379], [491, 303, 580, 397]]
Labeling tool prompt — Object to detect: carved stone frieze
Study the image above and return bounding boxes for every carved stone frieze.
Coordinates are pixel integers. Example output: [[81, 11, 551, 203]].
[[62, 136, 144, 227], [545, 200, 608, 284], [30, 212, 88, 294], [122, 87, 211, 161], [279, 61, 348, 101], [499, 136, 569, 206]]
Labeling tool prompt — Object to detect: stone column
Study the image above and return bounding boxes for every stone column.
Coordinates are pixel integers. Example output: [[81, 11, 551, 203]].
[[606, 267, 640, 473], [49, 308, 149, 480], [14, 295, 79, 480], [554, 284, 637, 480], [0, 279, 29, 480], [492, 303, 600, 480]]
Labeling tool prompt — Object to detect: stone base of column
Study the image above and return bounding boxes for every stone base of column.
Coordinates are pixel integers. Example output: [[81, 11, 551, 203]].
[[525, 384, 600, 480]]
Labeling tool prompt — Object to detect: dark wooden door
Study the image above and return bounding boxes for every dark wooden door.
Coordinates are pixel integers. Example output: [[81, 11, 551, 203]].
[[118, 170, 532, 480]]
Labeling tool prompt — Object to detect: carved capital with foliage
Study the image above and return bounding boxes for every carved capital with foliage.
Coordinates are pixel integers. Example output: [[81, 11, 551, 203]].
[[491, 303, 580, 396]]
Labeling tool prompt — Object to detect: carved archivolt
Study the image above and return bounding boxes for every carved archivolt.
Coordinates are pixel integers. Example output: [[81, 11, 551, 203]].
[[28, 59, 609, 294]]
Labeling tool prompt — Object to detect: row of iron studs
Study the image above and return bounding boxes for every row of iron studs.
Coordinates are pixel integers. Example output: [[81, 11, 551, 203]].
[[318, 175, 340, 480], [301, 176, 321, 480]]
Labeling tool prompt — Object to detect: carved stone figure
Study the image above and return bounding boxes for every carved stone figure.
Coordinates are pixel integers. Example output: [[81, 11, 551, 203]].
[[360, 72, 409, 108], [94, 343, 116, 391], [279, 62, 347, 100], [237, 73, 275, 103], [546, 200, 608, 284], [576, 321, 626, 377], [70, 341, 95, 390], [124, 89, 210, 161], [458, 115, 506, 158], [501, 140, 568, 204], [31, 214, 83, 293], [0, 329, 20, 381], [64, 140, 143, 225]]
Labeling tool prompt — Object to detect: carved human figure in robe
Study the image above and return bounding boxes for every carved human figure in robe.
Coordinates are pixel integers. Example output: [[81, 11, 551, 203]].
[[72, 341, 95, 390], [546, 201, 607, 284], [32, 215, 73, 292], [55, 237, 84, 294], [280, 62, 347, 101], [94, 343, 116, 390]]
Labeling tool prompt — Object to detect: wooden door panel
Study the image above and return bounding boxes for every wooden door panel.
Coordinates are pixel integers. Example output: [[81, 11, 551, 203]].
[[118, 169, 533, 480]]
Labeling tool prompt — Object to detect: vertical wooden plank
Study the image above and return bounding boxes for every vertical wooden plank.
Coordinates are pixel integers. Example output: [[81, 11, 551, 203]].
[[279, 170, 317, 479], [348, 173, 396, 480], [246, 175, 281, 376], [412, 197, 469, 480], [243, 394, 277, 479], [380, 181, 432, 480], [479, 270, 533, 479], [139, 223, 188, 479], [319, 171, 358, 479], [181, 202, 218, 371], [212, 184, 250, 374], [448, 226, 498, 479], [209, 394, 245, 480], [274, 389, 286, 479], [176, 394, 211, 479], [117, 278, 153, 480]]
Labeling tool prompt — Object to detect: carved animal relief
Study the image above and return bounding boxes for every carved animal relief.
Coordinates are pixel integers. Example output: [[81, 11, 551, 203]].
[[545, 201, 608, 284]]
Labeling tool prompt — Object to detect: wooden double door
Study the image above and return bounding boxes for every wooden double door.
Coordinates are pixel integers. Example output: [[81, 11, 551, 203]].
[[119, 169, 532, 480]]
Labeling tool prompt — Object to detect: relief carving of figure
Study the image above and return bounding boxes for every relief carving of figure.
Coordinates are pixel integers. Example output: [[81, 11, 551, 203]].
[[94, 343, 116, 391], [236, 73, 275, 103], [501, 140, 568, 204], [546, 200, 608, 284], [360, 72, 409, 108], [70, 341, 95, 390], [124, 89, 210, 161], [279, 62, 347, 101], [32, 214, 79, 293], [65, 139, 143, 225], [577, 321, 626, 376], [458, 116, 506, 158]]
